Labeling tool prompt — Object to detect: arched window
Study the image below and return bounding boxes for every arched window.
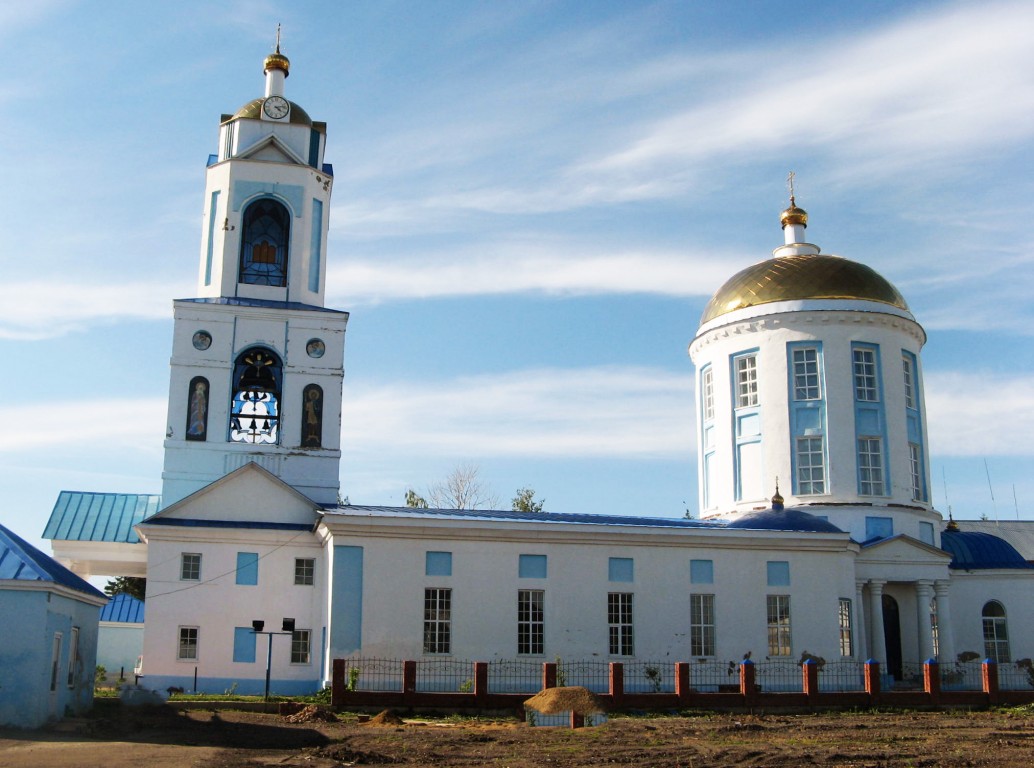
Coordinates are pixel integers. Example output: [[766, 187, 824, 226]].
[[982, 600, 1010, 663], [301, 384, 323, 448], [185, 376, 210, 441], [239, 198, 290, 287], [229, 348, 282, 444]]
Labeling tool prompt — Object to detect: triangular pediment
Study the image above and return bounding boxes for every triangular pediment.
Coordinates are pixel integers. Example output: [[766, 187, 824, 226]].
[[236, 134, 307, 165], [855, 534, 952, 582], [143, 463, 319, 528]]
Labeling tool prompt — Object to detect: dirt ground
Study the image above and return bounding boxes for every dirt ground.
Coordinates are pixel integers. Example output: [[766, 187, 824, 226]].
[[1, 701, 1033, 767]]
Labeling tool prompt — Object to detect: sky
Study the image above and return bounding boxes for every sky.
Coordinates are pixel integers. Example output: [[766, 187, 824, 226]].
[[3, 0, 1034, 558]]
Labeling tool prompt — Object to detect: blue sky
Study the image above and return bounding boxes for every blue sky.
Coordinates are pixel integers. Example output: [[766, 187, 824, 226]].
[[3, 0, 1033, 556]]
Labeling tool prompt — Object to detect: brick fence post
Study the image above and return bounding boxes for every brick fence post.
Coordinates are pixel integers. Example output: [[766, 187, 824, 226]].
[[543, 662, 557, 690], [474, 661, 488, 706], [403, 660, 417, 703], [865, 660, 881, 705], [802, 658, 819, 703], [923, 659, 940, 703], [675, 662, 691, 706], [983, 659, 999, 705], [331, 658, 345, 707], [740, 660, 757, 703], [609, 662, 624, 707]]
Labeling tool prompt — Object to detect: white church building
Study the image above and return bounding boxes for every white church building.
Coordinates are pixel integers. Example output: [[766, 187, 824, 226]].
[[44, 48, 1034, 696]]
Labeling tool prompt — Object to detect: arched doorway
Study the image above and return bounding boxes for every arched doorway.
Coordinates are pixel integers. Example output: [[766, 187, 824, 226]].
[[882, 594, 903, 680]]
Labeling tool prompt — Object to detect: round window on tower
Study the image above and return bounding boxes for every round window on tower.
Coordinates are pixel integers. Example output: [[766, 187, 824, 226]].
[[192, 331, 212, 351], [306, 339, 325, 358]]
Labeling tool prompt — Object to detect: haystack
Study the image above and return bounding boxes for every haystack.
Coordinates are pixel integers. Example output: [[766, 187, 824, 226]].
[[523, 686, 607, 715]]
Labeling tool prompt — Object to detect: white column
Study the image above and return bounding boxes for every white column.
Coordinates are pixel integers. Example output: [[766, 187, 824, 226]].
[[916, 581, 934, 662], [868, 580, 887, 664], [855, 580, 868, 660], [934, 581, 956, 664]]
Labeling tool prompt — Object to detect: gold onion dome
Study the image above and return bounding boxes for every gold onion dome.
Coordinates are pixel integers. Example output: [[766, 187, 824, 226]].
[[780, 198, 808, 229], [264, 50, 290, 77]]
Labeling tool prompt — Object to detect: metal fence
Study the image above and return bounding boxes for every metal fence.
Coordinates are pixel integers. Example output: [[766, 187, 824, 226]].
[[557, 660, 611, 693], [688, 660, 738, 692], [622, 660, 676, 693], [999, 661, 1034, 691], [754, 661, 803, 693], [940, 661, 983, 691], [414, 658, 475, 692], [817, 660, 865, 692], [487, 659, 542, 693], [340, 657, 403, 691]]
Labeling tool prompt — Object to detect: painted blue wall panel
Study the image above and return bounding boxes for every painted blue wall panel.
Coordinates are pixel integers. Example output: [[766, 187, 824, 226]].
[[609, 557, 634, 583], [519, 554, 547, 578], [331, 545, 363, 655], [767, 561, 790, 586], [425, 551, 452, 576], [690, 559, 713, 584], [236, 552, 259, 585], [233, 627, 257, 663], [308, 198, 323, 292]]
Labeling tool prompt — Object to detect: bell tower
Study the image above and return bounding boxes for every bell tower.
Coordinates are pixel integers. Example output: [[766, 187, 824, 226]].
[[160, 40, 348, 508]]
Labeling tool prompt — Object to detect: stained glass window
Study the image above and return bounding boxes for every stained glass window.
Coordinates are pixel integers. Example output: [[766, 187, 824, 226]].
[[229, 348, 282, 444], [239, 198, 290, 286]]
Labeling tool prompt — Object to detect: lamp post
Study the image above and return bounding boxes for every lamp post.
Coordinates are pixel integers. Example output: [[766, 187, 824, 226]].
[[251, 618, 295, 701]]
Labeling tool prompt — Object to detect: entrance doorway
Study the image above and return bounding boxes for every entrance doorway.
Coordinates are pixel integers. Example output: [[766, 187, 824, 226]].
[[882, 594, 903, 680]]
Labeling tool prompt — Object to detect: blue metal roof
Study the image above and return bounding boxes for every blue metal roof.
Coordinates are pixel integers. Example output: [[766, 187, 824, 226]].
[[329, 505, 724, 529], [940, 529, 1034, 570], [0, 523, 106, 599], [43, 492, 160, 544], [178, 297, 348, 315], [99, 593, 145, 623], [726, 508, 844, 534]]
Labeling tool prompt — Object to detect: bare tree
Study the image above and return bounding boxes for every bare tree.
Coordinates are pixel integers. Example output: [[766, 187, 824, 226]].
[[426, 462, 500, 510]]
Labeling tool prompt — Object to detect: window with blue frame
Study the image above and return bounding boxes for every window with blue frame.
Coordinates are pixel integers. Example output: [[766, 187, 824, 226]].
[[852, 343, 888, 496], [732, 349, 763, 501], [239, 197, 290, 286], [701, 365, 716, 508], [902, 350, 928, 502], [425, 551, 452, 577]]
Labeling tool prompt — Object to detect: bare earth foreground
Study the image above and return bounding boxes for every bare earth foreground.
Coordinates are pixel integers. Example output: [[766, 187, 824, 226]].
[[1, 702, 1033, 767]]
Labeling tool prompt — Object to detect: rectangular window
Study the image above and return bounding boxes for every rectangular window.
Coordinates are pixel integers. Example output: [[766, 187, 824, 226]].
[[983, 612, 1011, 663], [425, 551, 453, 577], [858, 437, 885, 495], [796, 436, 826, 495], [865, 516, 894, 541], [902, 354, 916, 409], [50, 634, 62, 691], [519, 554, 547, 579], [767, 561, 790, 587], [608, 557, 634, 583], [838, 598, 854, 657], [608, 592, 634, 656], [930, 599, 940, 658], [66, 626, 79, 687], [690, 559, 714, 585], [853, 347, 879, 402], [291, 629, 311, 664], [792, 347, 821, 400], [236, 552, 258, 586], [423, 588, 452, 654], [295, 557, 315, 586], [919, 521, 935, 546], [178, 626, 199, 660], [233, 626, 257, 663], [702, 367, 715, 421], [766, 595, 792, 657], [690, 594, 716, 657], [735, 354, 759, 408], [909, 442, 924, 501], [180, 553, 201, 581], [518, 589, 545, 655]]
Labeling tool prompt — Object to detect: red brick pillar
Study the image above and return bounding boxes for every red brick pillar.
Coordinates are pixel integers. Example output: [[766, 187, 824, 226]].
[[543, 662, 557, 690], [403, 660, 417, 702], [983, 660, 999, 705], [740, 660, 757, 703], [474, 661, 488, 705], [802, 658, 819, 702], [923, 660, 941, 703], [609, 662, 624, 706], [331, 658, 346, 707], [865, 660, 881, 704], [675, 662, 691, 705], [570, 712, 585, 729]]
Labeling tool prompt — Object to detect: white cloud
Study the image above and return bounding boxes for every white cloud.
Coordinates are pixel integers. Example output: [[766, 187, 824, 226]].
[[925, 371, 1034, 457], [343, 366, 694, 459], [4, 398, 167, 454]]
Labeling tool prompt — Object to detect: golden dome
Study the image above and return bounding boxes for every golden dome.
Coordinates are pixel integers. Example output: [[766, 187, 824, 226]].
[[264, 52, 290, 77], [229, 97, 313, 126], [780, 200, 808, 229], [699, 253, 909, 325]]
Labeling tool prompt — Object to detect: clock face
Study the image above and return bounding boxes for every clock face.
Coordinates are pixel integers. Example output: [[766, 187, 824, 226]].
[[263, 95, 290, 120]]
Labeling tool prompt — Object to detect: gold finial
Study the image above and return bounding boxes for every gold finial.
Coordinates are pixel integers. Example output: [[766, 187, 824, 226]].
[[772, 479, 784, 510], [787, 171, 796, 207], [264, 23, 290, 77], [946, 509, 959, 532], [780, 171, 808, 230], [275, 22, 282, 54]]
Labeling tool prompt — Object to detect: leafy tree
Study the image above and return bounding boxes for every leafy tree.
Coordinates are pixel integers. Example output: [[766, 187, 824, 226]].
[[405, 488, 429, 508], [512, 487, 545, 514], [104, 576, 146, 601]]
